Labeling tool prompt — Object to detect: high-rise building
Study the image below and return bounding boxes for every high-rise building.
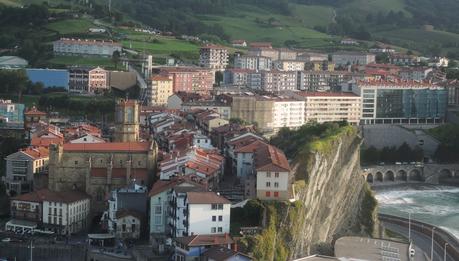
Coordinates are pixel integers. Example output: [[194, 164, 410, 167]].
[[114, 99, 140, 142], [199, 45, 229, 71], [352, 80, 447, 124]]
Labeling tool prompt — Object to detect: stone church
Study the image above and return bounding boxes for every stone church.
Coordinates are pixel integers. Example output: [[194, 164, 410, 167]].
[[48, 99, 158, 213]]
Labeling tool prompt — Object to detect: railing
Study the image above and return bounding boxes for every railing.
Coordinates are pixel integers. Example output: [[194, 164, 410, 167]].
[[379, 213, 459, 260]]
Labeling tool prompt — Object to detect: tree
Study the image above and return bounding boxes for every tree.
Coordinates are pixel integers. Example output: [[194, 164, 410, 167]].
[[112, 50, 121, 69], [0, 70, 28, 101]]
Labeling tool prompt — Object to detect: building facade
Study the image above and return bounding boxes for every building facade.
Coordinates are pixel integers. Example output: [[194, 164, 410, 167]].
[[88, 67, 109, 92], [352, 80, 448, 124], [199, 45, 229, 71], [5, 147, 49, 195], [291, 92, 362, 125], [332, 52, 376, 66], [53, 38, 122, 56], [149, 76, 174, 106], [114, 99, 140, 142], [69, 67, 90, 93]]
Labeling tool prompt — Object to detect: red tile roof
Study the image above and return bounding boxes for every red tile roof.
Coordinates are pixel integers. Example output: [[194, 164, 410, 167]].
[[149, 177, 207, 197], [24, 107, 46, 116], [21, 146, 49, 159], [63, 142, 151, 152], [187, 191, 231, 204], [202, 246, 251, 261], [234, 140, 268, 153], [255, 144, 290, 172], [12, 189, 89, 203], [31, 136, 63, 148]]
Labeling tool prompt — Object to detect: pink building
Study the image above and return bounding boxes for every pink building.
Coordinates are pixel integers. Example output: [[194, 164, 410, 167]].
[[160, 67, 214, 97]]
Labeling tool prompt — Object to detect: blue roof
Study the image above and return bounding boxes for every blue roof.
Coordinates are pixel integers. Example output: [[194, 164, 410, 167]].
[[26, 69, 69, 90]]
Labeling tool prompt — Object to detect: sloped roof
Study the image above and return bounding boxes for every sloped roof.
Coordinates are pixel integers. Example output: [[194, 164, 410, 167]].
[[175, 234, 234, 247], [255, 144, 290, 172], [63, 142, 151, 152], [186, 191, 231, 204], [12, 189, 89, 203]]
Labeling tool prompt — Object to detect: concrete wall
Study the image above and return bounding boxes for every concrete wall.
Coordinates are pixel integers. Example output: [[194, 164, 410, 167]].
[[188, 203, 230, 235]]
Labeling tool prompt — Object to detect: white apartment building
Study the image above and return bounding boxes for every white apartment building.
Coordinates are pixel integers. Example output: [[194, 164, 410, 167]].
[[41, 190, 90, 235], [234, 55, 272, 71], [274, 60, 305, 71], [199, 45, 229, 71], [186, 192, 231, 236], [53, 38, 122, 57], [261, 71, 297, 93], [332, 52, 376, 66], [5, 146, 49, 195], [271, 99, 305, 131], [291, 92, 362, 125], [88, 67, 109, 92]]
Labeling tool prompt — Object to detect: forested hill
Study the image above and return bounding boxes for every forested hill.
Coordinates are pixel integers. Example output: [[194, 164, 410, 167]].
[[110, 0, 459, 56]]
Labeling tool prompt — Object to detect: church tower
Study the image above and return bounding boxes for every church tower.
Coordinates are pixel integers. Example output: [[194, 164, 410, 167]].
[[114, 99, 140, 142]]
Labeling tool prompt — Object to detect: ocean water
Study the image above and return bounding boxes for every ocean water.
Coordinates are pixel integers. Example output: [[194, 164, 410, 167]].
[[375, 185, 459, 239]]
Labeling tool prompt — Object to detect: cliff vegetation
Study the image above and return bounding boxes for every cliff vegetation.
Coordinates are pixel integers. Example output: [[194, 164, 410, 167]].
[[237, 123, 378, 260]]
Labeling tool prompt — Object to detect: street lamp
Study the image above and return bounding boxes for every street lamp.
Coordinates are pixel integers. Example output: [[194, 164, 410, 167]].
[[408, 212, 411, 242], [431, 227, 436, 261], [444, 243, 449, 261]]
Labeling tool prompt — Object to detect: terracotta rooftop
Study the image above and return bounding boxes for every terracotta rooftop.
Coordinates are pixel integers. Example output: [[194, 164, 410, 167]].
[[63, 142, 151, 152], [255, 144, 290, 172], [12, 189, 89, 203], [234, 140, 268, 153], [149, 177, 206, 197], [21, 146, 49, 159], [175, 234, 234, 247], [31, 136, 64, 148], [24, 106, 46, 116], [186, 191, 231, 204]]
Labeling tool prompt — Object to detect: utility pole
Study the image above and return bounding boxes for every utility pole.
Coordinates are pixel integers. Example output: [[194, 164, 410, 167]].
[[28, 239, 34, 261], [408, 212, 411, 242], [431, 227, 436, 261]]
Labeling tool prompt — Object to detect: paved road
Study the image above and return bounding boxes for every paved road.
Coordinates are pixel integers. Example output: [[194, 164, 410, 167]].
[[383, 222, 455, 261]]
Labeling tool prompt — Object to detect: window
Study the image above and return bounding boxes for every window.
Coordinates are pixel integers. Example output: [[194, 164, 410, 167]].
[[131, 224, 136, 232], [217, 204, 223, 210], [218, 216, 223, 222], [74, 161, 78, 165], [266, 182, 271, 187], [122, 224, 126, 232], [211, 227, 216, 233], [154, 216, 162, 225], [274, 192, 279, 197], [212, 216, 216, 222], [59, 209, 62, 216], [218, 227, 223, 233], [155, 206, 162, 215], [59, 218, 62, 225], [54, 208, 57, 215], [211, 204, 217, 210], [266, 172, 271, 178], [275, 172, 279, 178], [274, 182, 279, 188], [265, 191, 271, 197]]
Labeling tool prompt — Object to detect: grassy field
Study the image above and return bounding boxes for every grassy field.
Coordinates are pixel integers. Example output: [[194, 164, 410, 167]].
[[46, 19, 94, 35], [48, 55, 116, 68], [375, 28, 459, 54], [340, 0, 406, 14], [200, 4, 333, 47]]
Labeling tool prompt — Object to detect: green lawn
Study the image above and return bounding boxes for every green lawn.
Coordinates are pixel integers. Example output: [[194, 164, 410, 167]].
[[375, 28, 459, 54], [290, 4, 335, 28], [200, 4, 332, 47], [341, 0, 406, 14], [46, 19, 94, 35], [48, 55, 115, 68]]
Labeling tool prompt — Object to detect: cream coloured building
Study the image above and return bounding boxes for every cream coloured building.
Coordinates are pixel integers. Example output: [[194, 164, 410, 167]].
[[199, 45, 228, 71], [149, 76, 173, 106], [271, 99, 305, 131], [274, 60, 305, 71], [291, 91, 361, 125]]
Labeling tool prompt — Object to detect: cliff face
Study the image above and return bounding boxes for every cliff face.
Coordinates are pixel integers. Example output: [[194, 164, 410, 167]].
[[287, 128, 377, 259], [247, 126, 378, 261]]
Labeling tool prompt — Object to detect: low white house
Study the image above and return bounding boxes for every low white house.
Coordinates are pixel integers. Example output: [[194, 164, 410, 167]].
[[41, 190, 90, 235], [114, 209, 143, 239], [186, 192, 231, 236]]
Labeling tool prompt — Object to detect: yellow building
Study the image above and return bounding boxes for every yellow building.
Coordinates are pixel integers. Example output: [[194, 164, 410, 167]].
[[148, 76, 173, 106]]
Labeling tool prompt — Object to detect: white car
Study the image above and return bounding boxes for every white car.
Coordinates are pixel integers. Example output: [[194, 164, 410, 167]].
[[1, 238, 11, 242]]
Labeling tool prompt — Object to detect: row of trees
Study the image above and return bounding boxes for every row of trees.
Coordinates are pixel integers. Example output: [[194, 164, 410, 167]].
[[361, 143, 424, 165]]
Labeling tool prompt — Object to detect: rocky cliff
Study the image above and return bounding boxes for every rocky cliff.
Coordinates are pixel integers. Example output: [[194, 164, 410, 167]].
[[243, 124, 378, 260]]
